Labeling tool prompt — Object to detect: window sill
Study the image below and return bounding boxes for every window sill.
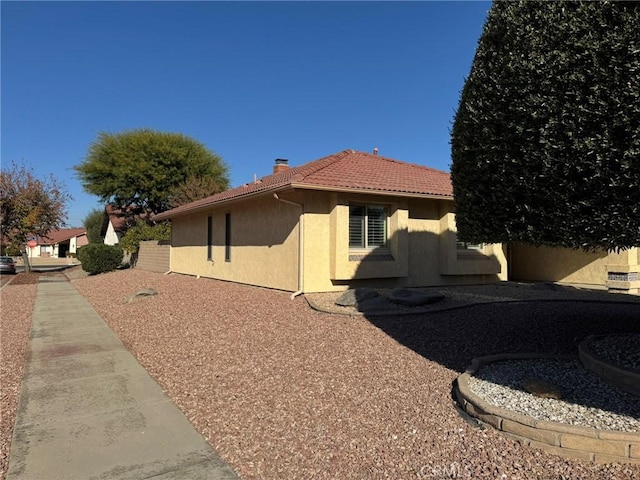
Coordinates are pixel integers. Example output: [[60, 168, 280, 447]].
[[349, 250, 394, 262]]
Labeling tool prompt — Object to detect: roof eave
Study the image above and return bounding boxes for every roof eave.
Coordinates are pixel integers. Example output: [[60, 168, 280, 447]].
[[289, 183, 454, 201], [153, 182, 453, 222], [152, 185, 293, 221]]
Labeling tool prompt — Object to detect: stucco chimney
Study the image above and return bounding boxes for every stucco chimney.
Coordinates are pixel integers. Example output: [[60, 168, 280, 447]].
[[273, 158, 289, 174], [373, 147, 379, 156]]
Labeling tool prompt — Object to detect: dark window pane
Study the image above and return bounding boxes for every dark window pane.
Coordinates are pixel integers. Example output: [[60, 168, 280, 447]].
[[207, 216, 213, 261], [225, 213, 231, 262], [349, 205, 365, 248]]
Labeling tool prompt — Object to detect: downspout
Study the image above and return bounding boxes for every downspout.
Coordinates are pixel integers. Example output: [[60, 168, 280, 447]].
[[273, 193, 304, 299]]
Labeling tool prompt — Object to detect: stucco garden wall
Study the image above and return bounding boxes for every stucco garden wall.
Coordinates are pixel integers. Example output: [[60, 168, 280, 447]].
[[136, 240, 170, 273]]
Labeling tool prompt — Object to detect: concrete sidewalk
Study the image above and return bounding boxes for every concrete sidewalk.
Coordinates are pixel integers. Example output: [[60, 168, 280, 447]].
[[7, 275, 239, 480]]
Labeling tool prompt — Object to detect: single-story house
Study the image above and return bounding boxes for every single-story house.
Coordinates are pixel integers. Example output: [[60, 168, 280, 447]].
[[153, 149, 507, 294], [101, 205, 143, 246], [510, 243, 639, 295], [27, 228, 88, 258]]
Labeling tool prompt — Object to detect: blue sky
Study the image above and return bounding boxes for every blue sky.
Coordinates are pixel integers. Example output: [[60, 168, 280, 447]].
[[2, 1, 491, 227]]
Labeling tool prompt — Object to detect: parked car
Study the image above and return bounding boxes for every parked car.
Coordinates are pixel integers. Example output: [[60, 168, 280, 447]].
[[0, 256, 16, 274]]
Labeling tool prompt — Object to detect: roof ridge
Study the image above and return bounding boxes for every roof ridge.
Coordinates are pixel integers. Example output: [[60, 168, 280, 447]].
[[153, 149, 453, 222], [349, 149, 450, 175], [290, 149, 354, 181], [258, 149, 353, 183]]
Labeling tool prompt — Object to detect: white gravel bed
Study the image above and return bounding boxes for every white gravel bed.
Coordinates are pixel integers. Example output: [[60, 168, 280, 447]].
[[468, 358, 640, 432], [3, 269, 640, 480], [588, 334, 640, 372]]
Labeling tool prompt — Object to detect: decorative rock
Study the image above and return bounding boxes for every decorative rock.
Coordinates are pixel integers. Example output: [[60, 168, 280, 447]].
[[335, 288, 379, 307], [521, 377, 564, 399], [529, 282, 559, 291], [388, 288, 445, 307], [125, 288, 159, 304], [356, 296, 394, 313]]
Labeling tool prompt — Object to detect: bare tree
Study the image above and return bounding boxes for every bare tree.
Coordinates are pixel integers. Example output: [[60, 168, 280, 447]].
[[0, 161, 72, 272]]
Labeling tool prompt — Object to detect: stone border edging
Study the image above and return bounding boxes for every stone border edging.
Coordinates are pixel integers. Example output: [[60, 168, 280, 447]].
[[454, 353, 640, 465], [306, 295, 640, 317], [579, 335, 640, 397]]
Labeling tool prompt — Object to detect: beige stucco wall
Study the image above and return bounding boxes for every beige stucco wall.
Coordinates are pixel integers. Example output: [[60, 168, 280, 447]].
[[168, 188, 508, 293], [605, 247, 639, 294], [327, 193, 409, 285], [510, 243, 614, 286], [438, 208, 506, 280], [170, 195, 300, 291], [313, 193, 506, 292]]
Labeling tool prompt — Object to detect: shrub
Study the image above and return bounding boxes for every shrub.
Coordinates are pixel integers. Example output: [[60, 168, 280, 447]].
[[120, 220, 170, 254], [5, 243, 22, 257], [77, 243, 124, 275]]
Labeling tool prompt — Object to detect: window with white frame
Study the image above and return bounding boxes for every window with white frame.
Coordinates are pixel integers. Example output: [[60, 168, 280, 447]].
[[349, 204, 388, 249]]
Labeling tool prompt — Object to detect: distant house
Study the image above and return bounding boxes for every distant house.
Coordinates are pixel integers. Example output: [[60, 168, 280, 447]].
[[153, 149, 507, 293], [510, 244, 639, 295], [27, 228, 88, 258], [101, 205, 142, 246]]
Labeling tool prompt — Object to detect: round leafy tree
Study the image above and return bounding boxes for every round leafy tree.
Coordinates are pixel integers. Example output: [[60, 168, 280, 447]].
[[83, 208, 105, 244], [75, 129, 229, 216], [451, 1, 640, 251]]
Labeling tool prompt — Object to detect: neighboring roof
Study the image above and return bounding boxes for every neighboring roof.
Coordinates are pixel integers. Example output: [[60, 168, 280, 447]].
[[106, 205, 127, 231], [154, 149, 453, 221], [101, 205, 146, 235], [39, 228, 87, 245]]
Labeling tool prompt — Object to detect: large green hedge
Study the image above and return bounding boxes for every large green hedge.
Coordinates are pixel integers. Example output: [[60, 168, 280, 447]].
[[77, 243, 124, 275], [451, 1, 640, 251]]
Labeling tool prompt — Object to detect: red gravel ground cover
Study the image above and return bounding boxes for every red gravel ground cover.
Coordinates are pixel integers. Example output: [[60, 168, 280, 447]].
[[3, 273, 38, 286], [0, 281, 36, 480], [2, 269, 639, 480]]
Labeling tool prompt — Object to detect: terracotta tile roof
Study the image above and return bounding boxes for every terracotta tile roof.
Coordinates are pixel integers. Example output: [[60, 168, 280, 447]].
[[39, 228, 87, 245], [153, 149, 452, 221]]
